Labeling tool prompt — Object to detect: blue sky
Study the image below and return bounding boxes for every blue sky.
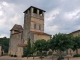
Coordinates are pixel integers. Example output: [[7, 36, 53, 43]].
[[0, 0, 80, 38]]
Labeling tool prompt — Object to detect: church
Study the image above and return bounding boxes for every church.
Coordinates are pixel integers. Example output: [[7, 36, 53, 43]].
[[8, 6, 51, 57]]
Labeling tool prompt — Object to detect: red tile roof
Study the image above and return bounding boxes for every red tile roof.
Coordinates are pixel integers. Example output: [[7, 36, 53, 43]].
[[10, 24, 23, 32], [17, 44, 27, 47], [69, 29, 80, 34], [31, 31, 51, 36]]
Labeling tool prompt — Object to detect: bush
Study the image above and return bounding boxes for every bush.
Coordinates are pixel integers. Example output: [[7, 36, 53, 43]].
[[48, 51, 52, 55], [22, 55, 25, 57], [22, 54, 27, 57], [28, 54, 32, 57], [73, 54, 80, 57], [22, 54, 32, 57], [42, 52, 47, 56], [39, 56, 44, 58], [36, 52, 41, 56], [57, 57, 64, 60]]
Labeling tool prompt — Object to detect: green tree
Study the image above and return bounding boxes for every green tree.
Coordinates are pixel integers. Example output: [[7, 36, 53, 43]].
[[30, 44, 36, 59], [50, 33, 73, 58], [0, 37, 9, 53], [23, 46, 27, 57], [72, 36, 80, 55], [34, 39, 48, 60], [23, 38, 31, 58]]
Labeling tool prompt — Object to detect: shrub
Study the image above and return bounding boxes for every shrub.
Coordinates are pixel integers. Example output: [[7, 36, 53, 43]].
[[73, 54, 80, 57], [22, 55, 24, 57], [42, 52, 47, 56], [37, 52, 41, 56], [22, 54, 32, 57], [27, 54, 32, 57], [57, 57, 64, 60], [22, 54, 27, 57], [39, 56, 44, 58], [48, 51, 52, 55]]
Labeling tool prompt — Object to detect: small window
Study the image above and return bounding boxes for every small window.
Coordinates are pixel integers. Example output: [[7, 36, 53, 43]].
[[33, 8, 37, 14], [34, 24, 36, 29], [12, 31, 14, 34], [39, 10, 43, 16], [39, 25, 41, 30]]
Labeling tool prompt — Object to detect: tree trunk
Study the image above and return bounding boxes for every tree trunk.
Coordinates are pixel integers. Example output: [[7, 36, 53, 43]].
[[41, 52, 43, 60], [27, 55, 28, 59], [33, 54, 34, 60], [66, 50, 68, 55], [59, 50, 62, 57], [52, 52, 54, 60], [76, 49, 78, 55], [67, 56, 69, 60]]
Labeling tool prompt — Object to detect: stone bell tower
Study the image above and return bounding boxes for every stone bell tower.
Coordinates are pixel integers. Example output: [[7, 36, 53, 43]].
[[23, 6, 46, 44], [8, 6, 51, 57]]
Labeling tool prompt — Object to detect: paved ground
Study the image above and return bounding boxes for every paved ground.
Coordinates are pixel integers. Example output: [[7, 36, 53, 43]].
[[22, 56, 59, 60], [0, 58, 16, 60], [22, 57, 55, 60], [0, 56, 80, 60], [0, 56, 17, 60], [64, 57, 80, 60], [22, 57, 80, 60]]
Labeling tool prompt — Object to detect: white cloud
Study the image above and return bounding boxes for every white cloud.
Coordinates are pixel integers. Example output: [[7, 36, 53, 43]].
[[48, 25, 59, 32], [45, 8, 60, 21], [2, 1, 9, 7], [0, 1, 24, 38], [0, 11, 3, 16], [64, 9, 80, 20], [0, 5, 1, 9], [0, 34, 9, 38], [44, 8, 61, 35], [0, 0, 80, 37], [45, 24, 60, 35]]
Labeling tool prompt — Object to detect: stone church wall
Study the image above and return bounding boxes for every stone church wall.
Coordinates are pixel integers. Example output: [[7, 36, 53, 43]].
[[9, 33, 22, 55], [30, 17, 44, 32], [23, 13, 31, 44], [34, 34, 50, 42]]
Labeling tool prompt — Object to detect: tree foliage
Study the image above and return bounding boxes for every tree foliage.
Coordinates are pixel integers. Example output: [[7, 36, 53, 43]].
[[23, 38, 31, 57], [30, 44, 36, 54], [34, 39, 48, 60], [50, 33, 73, 51], [34, 39, 48, 52], [23, 33, 80, 58], [0, 37, 9, 53], [49, 33, 74, 59], [72, 36, 80, 54]]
